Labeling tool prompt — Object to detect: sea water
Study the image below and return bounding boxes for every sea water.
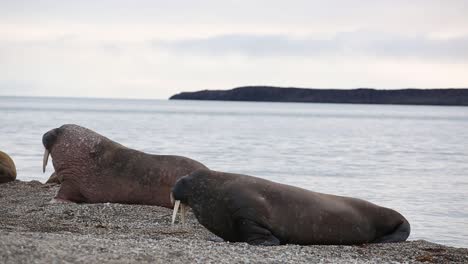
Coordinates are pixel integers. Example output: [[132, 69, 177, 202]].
[[1, 96, 467, 247]]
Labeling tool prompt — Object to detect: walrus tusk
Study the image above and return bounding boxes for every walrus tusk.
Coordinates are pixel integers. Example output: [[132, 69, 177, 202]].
[[172, 200, 180, 225], [171, 200, 187, 225], [43, 149, 50, 173]]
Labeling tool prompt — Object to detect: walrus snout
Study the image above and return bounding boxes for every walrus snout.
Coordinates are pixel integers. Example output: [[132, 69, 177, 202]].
[[170, 197, 187, 225], [170, 176, 187, 225], [170, 184, 187, 225], [171, 176, 190, 203], [42, 128, 60, 173], [42, 128, 61, 150]]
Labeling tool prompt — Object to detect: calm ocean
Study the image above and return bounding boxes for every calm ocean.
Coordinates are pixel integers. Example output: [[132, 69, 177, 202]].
[[1, 96, 467, 247]]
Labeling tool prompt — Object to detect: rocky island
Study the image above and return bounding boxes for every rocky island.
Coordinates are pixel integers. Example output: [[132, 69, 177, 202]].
[[170, 86, 468, 106]]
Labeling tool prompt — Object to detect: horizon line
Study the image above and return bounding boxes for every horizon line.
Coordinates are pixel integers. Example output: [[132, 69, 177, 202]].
[[1, 86, 468, 101], [0, 95, 168, 101]]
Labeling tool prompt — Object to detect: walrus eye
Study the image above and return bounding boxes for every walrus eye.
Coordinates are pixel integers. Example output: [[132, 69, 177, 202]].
[[42, 148, 50, 173]]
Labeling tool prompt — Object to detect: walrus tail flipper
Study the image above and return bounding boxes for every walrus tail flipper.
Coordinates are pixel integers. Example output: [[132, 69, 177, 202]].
[[373, 218, 411, 243], [236, 218, 280, 246]]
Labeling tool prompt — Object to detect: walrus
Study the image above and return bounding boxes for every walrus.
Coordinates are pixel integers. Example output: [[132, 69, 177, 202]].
[[42, 124, 207, 208], [171, 169, 411, 245], [0, 150, 17, 184]]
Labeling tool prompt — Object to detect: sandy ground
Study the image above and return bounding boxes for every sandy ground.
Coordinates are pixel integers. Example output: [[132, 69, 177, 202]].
[[1, 180, 467, 263]]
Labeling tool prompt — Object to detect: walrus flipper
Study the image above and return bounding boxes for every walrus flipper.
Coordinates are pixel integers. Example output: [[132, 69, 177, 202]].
[[373, 219, 411, 243], [54, 181, 86, 203], [236, 218, 280, 246]]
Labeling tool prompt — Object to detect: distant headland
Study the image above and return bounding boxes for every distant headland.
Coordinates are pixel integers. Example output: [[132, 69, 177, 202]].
[[169, 86, 468, 106]]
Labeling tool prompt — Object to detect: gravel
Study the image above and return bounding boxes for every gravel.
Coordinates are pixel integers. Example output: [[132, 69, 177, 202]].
[[1, 180, 467, 263]]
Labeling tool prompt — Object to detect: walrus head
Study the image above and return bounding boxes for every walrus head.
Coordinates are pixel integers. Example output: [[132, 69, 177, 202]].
[[42, 127, 61, 173], [171, 169, 221, 225], [42, 124, 106, 176], [170, 175, 191, 225]]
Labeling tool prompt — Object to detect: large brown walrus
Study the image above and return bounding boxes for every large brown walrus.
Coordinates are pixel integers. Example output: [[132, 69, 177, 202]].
[[171, 169, 411, 245], [0, 150, 16, 184], [42, 124, 207, 208]]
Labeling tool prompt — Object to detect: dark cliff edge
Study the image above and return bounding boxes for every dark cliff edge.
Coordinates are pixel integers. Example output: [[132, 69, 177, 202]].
[[169, 86, 468, 106]]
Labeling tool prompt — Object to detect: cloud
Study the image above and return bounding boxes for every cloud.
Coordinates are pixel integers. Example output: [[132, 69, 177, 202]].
[[1, 1, 468, 98], [154, 31, 468, 62]]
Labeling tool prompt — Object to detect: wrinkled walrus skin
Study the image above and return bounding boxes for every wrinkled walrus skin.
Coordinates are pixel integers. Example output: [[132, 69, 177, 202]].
[[42, 124, 208, 208], [172, 169, 411, 245]]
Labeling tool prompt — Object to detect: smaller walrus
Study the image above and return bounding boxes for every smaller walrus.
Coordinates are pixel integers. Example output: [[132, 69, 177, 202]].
[[0, 150, 16, 184], [42, 124, 208, 208], [171, 169, 411, 246]]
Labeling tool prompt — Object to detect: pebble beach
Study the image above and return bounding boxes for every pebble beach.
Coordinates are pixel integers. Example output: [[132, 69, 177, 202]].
[[1, 180, 467, 263]]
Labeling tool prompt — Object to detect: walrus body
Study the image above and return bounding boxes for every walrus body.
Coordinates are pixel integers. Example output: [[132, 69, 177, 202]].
[[42, 124, 207, 208], [171, 169, 411, 245], [0, 150, 16, 184]]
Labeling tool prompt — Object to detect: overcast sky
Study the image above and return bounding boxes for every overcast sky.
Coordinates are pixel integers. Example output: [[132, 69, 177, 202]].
[[1, 0, 467, 99]]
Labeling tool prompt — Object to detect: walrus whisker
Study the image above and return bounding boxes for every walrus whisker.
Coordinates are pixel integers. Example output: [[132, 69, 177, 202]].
[[42, 149, 49, 173], [172, 200, 180, 225]]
